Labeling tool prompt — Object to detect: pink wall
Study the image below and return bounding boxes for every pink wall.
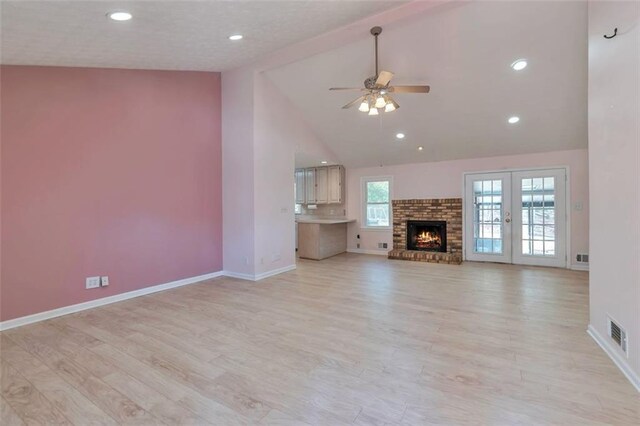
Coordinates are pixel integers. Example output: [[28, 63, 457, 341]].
[[346, 149, 589, 267], [1, 66, 222, 321]]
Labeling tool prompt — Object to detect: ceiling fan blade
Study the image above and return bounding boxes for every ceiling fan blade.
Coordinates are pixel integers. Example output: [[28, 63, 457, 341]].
[[342, 96, 366, 109], [375, 70, 394, 87], [329, 87, 364, 91], [389, 85, 430, 93]]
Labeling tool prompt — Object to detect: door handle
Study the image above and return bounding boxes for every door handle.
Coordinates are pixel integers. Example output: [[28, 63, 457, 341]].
[[505, 218, 511, 223]]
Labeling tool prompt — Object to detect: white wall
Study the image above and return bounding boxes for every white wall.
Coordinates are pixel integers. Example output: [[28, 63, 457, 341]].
[[253, 73, 338, 276], [222, 68, 338, 278], [588, 1, 639, 390], [222, 67, 255, 276], [346, 149, 589, 267]]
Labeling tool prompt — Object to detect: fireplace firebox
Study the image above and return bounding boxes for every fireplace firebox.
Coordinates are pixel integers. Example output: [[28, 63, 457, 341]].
[[406, 220, 447, 252]]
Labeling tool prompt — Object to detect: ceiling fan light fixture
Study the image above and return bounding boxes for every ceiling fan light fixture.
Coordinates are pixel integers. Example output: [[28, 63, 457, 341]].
[[358, 100, 370, 112], [385, 102, 396, 112], [368, 107, 379, 116], [374, 96, 386, 109]]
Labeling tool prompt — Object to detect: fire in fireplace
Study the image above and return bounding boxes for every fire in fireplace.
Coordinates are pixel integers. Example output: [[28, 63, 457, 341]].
[[406, 220, 447, 252]]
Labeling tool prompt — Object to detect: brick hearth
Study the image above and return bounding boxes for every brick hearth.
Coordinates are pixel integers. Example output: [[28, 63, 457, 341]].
[[388, 198, 463, 264]]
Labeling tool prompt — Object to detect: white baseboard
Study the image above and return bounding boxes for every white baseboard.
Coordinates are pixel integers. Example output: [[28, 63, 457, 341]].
[[571, 263, 589, 271], [587, 324, 640, 392], [224, 264, 297, 281], [0, 271, 224, 332], [347, 248, 390, 256], [222, 271, 257, 281], [0, 264, 300, 332], [254, 264, 296, 280]]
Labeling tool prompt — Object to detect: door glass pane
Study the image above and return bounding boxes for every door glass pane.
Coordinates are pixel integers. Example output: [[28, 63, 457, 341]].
[[521, 176, 556, 257], [472, 179, 503, 254]]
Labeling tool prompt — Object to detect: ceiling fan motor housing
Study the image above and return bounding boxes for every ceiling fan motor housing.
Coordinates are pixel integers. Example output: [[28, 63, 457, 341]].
[[364, 76, 379, 90]]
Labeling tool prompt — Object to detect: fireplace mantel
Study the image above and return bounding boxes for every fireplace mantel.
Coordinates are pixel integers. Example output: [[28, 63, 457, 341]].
[[388, 198, 462, 265]]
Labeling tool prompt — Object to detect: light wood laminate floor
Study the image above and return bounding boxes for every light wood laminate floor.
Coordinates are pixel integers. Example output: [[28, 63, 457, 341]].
[[1, 254, 638, 425]]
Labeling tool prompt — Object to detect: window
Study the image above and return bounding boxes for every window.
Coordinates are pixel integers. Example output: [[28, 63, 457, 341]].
[[363, 177, 392, 228], [294, 203, 302, 214]]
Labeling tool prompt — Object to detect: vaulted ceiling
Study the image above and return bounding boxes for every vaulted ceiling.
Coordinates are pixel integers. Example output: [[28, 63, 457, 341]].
[[266, 1, 588, 168], [1, 0, 405, 71]]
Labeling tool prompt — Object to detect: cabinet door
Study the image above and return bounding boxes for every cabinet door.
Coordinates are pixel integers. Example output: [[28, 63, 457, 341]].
[[305, 168, 316, 204], [295, 169, 306, 204], [315, 167, 328, 204], [328, 166, 343, 203]]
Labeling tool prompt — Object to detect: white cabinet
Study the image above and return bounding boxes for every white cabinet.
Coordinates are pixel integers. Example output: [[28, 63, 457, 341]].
[[328, 166, 344, 204], [294, 169, 306, 204], [315, 167, 328, 204], [297, 165, 344, 205], [305, 168, 316, 204]]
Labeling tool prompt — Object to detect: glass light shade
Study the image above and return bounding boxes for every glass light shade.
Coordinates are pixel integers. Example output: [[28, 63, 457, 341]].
[[385, 102, 396, 112], [374, 96, 386, 109], [358, 100, 370, 112], [368, 108, 379, 116]]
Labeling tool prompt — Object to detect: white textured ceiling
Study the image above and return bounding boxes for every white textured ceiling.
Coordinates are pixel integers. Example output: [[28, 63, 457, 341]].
[[1, 0, 405, 71], [267, 1, 588, 168]]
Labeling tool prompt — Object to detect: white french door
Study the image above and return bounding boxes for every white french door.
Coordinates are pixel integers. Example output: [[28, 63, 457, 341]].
[[464, 168, 567, 267], [464, 172, 513, 263]]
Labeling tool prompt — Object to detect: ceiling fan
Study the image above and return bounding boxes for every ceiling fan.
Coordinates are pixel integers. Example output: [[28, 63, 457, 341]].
[[330, 26, 430, 115]]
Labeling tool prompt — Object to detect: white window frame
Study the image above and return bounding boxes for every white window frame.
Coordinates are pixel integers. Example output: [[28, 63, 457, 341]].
[[361, 176, 393, 230]]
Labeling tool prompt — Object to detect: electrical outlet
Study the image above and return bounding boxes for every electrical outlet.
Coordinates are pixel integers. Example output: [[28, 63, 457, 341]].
[[100, 276, 109, 287], [86, 276, 101, 289]]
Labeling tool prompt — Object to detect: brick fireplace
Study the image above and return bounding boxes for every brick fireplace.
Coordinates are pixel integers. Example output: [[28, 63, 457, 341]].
[[388, 198, 463, 264]]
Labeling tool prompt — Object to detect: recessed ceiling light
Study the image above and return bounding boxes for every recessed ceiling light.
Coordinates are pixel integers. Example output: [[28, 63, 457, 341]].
[[107, 11, 132, 21], [321, 161, 328, 164], [508, 116, 520, 124], [511, 59, 527, 71], [396, 133, 405, 140], [417, 146, 424, 151], [229, 34, 243, 41]]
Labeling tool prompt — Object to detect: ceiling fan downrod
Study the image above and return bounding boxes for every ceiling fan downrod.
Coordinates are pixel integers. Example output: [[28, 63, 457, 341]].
[[371, 26, 382, 78]]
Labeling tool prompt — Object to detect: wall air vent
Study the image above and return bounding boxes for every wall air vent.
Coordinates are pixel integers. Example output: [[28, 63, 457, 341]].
[[608, 317, 627, 354], [576, 253, 589, 263]]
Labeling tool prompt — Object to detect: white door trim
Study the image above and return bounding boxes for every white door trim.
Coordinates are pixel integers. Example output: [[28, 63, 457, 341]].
[[462, 166, 571, 268]]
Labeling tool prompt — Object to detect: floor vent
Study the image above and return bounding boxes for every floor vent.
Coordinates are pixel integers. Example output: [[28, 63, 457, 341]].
[[608, 317, 627, 354]]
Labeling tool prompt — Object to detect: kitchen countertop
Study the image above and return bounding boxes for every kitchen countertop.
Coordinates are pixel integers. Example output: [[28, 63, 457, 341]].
[[295, 218, 356, 224]]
